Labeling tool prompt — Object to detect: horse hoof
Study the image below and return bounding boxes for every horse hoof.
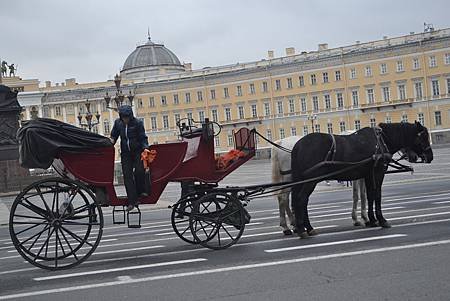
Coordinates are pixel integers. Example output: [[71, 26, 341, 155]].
[[307, 229, 319, 236], [379, 221, 392, 228], [298, 232, 309, 239], [283, 229, 293, 235], [365, 221, 378, 228], [353, 221, 362, 227]]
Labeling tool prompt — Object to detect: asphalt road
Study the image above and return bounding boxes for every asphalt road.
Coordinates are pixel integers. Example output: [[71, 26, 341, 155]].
[[0, 148, 450, 300]]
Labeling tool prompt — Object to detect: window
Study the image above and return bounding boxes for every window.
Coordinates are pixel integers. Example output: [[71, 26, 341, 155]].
[[339, 121, 346, 133], [310, 74, 317, 85], [227, 135, 233, 147], [275, 79, 281, 91], [264, 103, 271, 116], [415, 82, 423, 100], [401, 114, 408, 123], [382, 87, 390, 102], [336, 92, 344, 109], [210, 89, 216, 100], [162, 115, 169, 129], [324, 94, 331, 111], [350, 68, 356, 79], [279, 128, 285, 139], [225, 108, 231, 121], [312, 96, 319, 112], [161, 96, 167, 106], [354, 120, 361, 130], [150, 116, 157, 130], [370, 118, 376, 128], [435, 111, 442, 126], [101, 101, 107, 112], [366, 88, 374, 104], [197, 91, 203, 101], [335, 70, 341, 81], [418, 112, 424, 125], [385, 116, 392, 124], [262, 81, 268, 93], [327, 123, 333, 134], [266, 129, 272, 141], [66, 104, 74, 114], [288, 98, 295, 113], [251, 104, 257, 118], [291, 127, 297, 136], [352, 90, 359, 107], [413, 58, 420, 70], [447, 78, 450, 94], [398, 84, 406, 100], [300, 97, 307, 112], [365, 66, 372, 77], [187, 112, 193, 120], [396, 60, 404, 72], [174, 113, 181, 124], [249, 83, 255, 94], [215, 137, 220, 147], [173, 94, 179, 105], [314, 124, 321, 133], [236, 85, 242, 96], [303, 126, 308, 136], [380, 63, 387, 74], [198, 111, 205, 122], [103, 119, 110, 133], [92, 125, 98, 134], [287, 78, 293, 89], [238, 106, 245, 119], [185, 92, 191, 103], [429, 55, 437, 68], [322, 72, 329, 83], [299, 75, 305, 87], [445, 53, 450, 65], [224, 87, 229, 98], [55, 106, 61, 116], [432, 79, 440, 96], [277, 101, 284, 114], [149, 97, 155, 107], [211, 109, 218, 122]]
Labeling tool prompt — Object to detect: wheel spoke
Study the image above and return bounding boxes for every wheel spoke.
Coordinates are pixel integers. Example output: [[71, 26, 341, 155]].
[[198, 220, 209, 237], [60, 227, 78, 261], [13, 214, 47, 221], [60, 225, 94, 247], [54, 228, 59, 268], [34, 227, 55, 261], [25, 225, 50, 252], [220, 223, 235, 240], [20, 201, 48, 219], [221, 209, 240, 220], [56, 228, 67, 257], [60, 188, 80, 218], [35, 186, 52, 214], [61, 221, 100, 226], [13, 221, 49, 225], [15, 223, 43, 236], [217, 226, 221, 246]]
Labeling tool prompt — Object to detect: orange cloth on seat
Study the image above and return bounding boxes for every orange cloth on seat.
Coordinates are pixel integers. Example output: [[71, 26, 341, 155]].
[[141, 149, 157, 169], [216, 149, 246, 169]]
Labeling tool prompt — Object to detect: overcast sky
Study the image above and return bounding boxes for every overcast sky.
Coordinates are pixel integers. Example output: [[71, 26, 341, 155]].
[[1, 0, 449, 85]]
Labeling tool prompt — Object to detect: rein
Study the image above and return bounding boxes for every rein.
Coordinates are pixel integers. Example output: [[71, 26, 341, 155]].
[[251, 129, 292, 153]]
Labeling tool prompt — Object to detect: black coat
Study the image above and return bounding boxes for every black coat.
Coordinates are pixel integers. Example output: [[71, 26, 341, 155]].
[[111, 117, 148, 154]]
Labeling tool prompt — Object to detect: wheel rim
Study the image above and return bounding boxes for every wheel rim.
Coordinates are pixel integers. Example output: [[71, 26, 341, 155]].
[[189, 193, 245, 250], [9, 178, 103, 270]]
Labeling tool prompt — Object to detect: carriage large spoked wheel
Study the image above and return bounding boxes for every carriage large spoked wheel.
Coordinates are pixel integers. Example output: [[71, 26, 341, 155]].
[[189, 192, 246, 250], [171, 191, 208, 244], [9, 177, 103, 270]]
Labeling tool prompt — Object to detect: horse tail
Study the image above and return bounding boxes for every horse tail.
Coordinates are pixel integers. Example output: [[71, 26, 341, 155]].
[[271, 144, 282, 184]]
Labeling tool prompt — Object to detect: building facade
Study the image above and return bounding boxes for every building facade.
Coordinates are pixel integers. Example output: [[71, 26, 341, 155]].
[[10, 28, 450, 159]]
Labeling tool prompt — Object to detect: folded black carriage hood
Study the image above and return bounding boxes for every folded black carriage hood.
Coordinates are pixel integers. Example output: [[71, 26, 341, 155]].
[[17, 118, 112, 169]]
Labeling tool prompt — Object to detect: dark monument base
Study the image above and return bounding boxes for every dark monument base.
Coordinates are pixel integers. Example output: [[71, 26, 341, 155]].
[[0, 158, 30, 193]]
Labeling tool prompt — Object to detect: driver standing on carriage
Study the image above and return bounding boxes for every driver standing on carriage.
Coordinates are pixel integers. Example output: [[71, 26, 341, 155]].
[[110, 105, 149, 211]]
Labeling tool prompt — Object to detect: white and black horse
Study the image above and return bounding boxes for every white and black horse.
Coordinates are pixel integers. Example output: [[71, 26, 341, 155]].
[[290, 122, 433, 238]]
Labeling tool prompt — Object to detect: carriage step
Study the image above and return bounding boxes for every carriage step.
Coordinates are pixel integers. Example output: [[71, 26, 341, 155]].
[[127, 206, 142, 228], [112, 206, 126, 225]]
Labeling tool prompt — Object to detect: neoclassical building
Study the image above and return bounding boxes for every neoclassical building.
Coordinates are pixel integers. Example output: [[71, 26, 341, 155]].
[[7, 28, 450, 159]]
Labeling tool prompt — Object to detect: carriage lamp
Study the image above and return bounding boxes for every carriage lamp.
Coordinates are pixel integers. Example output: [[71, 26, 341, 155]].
[[104, 73, 135, 111], [78, 99, 101, 132], [307, 114, 318, 133]]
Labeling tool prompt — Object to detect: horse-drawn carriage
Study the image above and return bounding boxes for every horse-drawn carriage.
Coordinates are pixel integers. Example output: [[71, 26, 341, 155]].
[[9, 117, 432, 271]]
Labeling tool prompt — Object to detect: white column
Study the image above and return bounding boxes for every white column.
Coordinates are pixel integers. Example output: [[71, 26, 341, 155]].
[[25, 107, 31, 120], [74, 103, 79, 126], [50, 106, 55, 118], [62, 105, 67, 123], [38, 106, 43, 118], [97, 102, 103, 135]]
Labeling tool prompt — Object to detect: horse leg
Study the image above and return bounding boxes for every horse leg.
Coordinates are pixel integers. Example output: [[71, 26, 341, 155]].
[[374, 173, 391, 228], [278, 192, 292, 235], [359, 179, 369, 223], [291, 184, 308, 239], [364, 176, 378, 227], [300, 183, 317, 237], [285, 193, 296, 231], [351, 180, 362, 226]]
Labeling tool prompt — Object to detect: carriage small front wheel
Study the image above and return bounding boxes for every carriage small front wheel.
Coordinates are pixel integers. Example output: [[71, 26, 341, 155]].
[[189, 192, 246, 250], [9, 177, 103, 270]]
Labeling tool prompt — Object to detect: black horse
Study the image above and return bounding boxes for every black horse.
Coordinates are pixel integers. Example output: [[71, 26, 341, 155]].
[[290, 122, 433, 238]]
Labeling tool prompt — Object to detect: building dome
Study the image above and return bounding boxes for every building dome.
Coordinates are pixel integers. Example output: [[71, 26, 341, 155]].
[[121, 37, 185, 79]]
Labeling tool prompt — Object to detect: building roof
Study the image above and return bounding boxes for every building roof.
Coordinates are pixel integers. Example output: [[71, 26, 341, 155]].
[[122, 38, 183, 71]]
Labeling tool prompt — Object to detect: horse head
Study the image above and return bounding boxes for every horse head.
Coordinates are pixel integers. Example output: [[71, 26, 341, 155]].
[[406, 121, 433, 163]]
